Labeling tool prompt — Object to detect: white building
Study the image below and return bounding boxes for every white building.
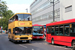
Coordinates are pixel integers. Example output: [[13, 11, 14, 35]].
[[30, 0, 74, 25], [60, 0, 73, 20]]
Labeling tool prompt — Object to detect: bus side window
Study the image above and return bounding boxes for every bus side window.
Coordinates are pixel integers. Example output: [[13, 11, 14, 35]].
[[55, 26, 59, 35], [15, 15, 18, 21], [59, 25, 63, 36], [64, 24, 69, 36], [70, 23, 75, 36], [47, 27, 49, 33], [51, 27, 55, 35], [70, 23, 75, 33], [9, 29, 11, 34], [47, 26, 50, 34]]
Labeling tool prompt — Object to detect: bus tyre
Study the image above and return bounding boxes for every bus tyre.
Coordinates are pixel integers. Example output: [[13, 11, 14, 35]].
[[72, 41, 75, 50], [8, 38, 11, 41], [52, 39, 54, 45], [9, 39, 11, 41]]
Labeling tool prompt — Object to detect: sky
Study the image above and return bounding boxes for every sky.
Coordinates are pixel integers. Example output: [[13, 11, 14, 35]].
[[2, 0, 34, 13]]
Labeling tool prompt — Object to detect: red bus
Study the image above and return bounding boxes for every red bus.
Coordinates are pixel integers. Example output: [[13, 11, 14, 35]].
[[32, 24, 44, 39], [46, 18, 75, 47]]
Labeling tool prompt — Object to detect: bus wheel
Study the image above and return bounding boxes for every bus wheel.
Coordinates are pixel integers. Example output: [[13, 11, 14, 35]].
[[72, 41, 75, 50], [52, 39, 54, 45], [9, 39, 11, 41]]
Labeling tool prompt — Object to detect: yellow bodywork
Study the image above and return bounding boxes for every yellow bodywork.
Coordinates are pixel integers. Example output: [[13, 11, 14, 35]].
[[8, 21, 32, 41]]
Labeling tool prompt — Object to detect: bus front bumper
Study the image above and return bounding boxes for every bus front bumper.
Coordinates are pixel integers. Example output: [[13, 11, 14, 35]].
[[14, 39, 32, 42], [32, 36, 44, 39]]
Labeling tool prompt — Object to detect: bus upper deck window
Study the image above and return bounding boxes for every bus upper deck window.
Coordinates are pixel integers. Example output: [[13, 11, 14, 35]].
[[19, 18, 21, 21], [23, 19, 26, 21]]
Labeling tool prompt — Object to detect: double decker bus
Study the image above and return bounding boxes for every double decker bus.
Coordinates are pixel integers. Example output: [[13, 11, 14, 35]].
[[32, 24, 44, 39], [8, 13, 32, 43], [46, 18, 75, 47]]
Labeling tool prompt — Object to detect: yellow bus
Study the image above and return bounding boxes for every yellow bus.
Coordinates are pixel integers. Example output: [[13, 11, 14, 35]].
[[8, 13, 32, 43]]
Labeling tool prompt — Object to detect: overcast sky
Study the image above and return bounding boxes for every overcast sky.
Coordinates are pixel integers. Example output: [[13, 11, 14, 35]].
[[2, 0, 34, 13]]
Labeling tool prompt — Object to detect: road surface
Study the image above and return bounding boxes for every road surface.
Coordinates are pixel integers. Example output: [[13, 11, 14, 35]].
[[0, 34, 72, 50]]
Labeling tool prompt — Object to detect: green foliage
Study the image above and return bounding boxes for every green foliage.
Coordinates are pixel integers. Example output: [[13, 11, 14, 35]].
[[51, 21, 57, 23], [0, 1, 14, 30]]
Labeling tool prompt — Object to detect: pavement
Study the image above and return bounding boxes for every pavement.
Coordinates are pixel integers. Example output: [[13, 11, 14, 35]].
[[0, 33, 6, 35], [0, 34, 72, 50]]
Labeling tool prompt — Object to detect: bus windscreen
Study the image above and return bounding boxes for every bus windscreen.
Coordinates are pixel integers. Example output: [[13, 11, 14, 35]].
[[13, 27, 32, 35], [17, 14, 31, 21], [33, 26, 43, 34]]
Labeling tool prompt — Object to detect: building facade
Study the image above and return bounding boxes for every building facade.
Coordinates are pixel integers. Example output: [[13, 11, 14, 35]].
[[60, 0, 73, 20], [30, 0, 74, 25]]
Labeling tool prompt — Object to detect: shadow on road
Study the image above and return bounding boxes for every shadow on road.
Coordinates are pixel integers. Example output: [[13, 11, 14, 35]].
[[10, 39, 45, 44], [14, 42, 32, 44], [48, 43, 72, 49], [32, 39, 45, 41]]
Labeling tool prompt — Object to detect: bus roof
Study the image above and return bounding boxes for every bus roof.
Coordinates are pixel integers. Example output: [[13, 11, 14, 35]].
[[33, 24, 44, 26], [9, 13, 31, 20], [46, 18, 75, 26]]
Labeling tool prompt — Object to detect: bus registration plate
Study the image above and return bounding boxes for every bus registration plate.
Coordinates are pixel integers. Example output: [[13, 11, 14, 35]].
[[37, 37, 39, 39], [22, 40, 26, 42]]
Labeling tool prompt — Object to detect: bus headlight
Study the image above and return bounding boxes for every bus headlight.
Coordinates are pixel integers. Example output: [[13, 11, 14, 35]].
[[15, 37, 20, 39], [29, 37, 32, 39], [17, 37, 20, 39]]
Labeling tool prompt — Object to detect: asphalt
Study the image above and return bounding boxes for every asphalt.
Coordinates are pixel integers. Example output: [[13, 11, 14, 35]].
[[0, 34, 72, 50]]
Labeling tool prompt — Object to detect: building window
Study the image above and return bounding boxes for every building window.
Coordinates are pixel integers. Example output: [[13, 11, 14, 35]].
[[30, 0, 42, 9], [65, 5, 72, 12], [32, 8, 60, 22], [31, 1, 50, 15]]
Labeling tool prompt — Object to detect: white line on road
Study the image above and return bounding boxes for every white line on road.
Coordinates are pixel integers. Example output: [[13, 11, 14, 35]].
[[19, 44, 27, 48]]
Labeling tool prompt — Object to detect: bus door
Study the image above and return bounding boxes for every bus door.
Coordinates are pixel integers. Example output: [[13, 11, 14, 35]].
[[46, 27, 52, 42]]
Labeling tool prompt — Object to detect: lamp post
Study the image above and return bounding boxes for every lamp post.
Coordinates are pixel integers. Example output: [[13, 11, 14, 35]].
[[48, 0, 55, 21], [26, 8, 28, 13]]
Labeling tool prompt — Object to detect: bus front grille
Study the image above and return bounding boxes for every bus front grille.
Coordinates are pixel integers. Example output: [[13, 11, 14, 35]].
[[20, 37, 28, 39]]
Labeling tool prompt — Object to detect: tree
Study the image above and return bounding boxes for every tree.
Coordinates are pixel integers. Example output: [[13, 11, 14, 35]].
[[0, 1, 14, 30], [51, 21, 57, 23], [0, 1, 7, 14]]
